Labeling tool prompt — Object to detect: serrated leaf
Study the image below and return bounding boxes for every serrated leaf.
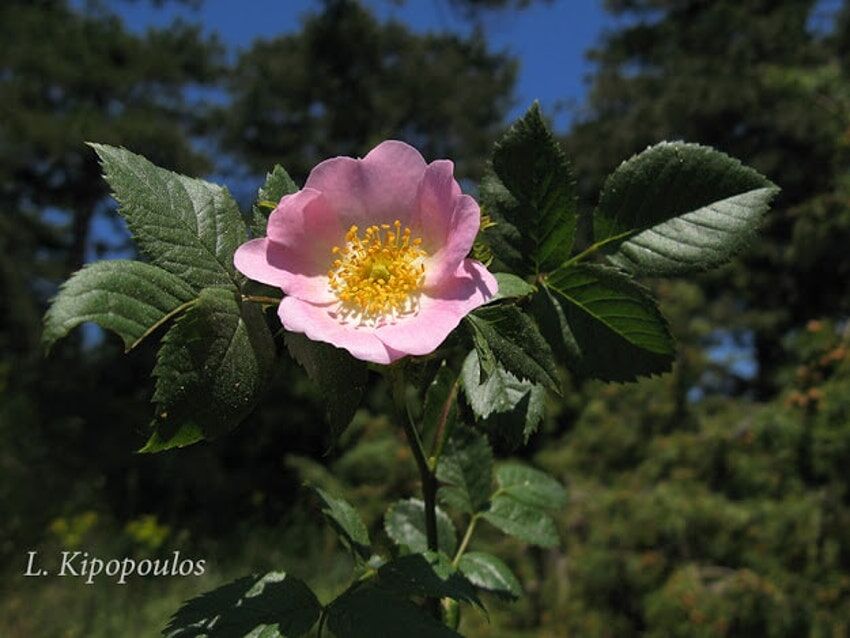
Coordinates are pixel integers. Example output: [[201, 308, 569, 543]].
[[458, 552, 522, 600], [595, 142, 779, 276], [495, 463, 566, 510], [90, 144, 246, 291], [544, 263, 674, 382], [142, 287, 275, 452], [284, 333, 367, 439], [384, 498, 457, 556], [489, 273, 536, 303], [436, 428, 493, 515], [482, 102, 578, 275], [43, 260, 195, 352], [251, 165, 299, 237], [481, 495, 559, 548], [164, 572, 320, 638], [326, 585, 461, 638], [378, 551, 482, 608], [466, 305, 559, 393], [460, 350, 545, 448], [312, 487, 371, 561]]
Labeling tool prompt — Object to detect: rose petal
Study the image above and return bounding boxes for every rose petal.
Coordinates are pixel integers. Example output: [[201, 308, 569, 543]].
[[375, 259, 497, 356], [234, 238, 335, 304], [422, 193, 481, 288], [278, 296, 403, 365], [304, 140, 427, 228], [266, 188, 344, 260]]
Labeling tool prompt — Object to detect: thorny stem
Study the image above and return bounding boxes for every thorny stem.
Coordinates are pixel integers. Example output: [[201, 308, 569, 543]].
[[389, 364, 441, 620]]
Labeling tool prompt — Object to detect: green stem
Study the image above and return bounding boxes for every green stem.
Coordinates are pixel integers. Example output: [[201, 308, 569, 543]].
[[389, 365, 441, 619], [126, 298, 196, 352], [452, 514, 480, 568], [555, 229, 635, 273], [428, 377, 460, 469], [241, 294, 282, 306]]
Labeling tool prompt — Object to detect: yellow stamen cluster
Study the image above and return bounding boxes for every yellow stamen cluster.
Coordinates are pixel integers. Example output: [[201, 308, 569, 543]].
[[328, 220, 426, 324]]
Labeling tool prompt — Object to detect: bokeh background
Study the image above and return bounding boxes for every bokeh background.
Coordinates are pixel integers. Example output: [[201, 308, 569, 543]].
[[3, 0, 850, 635]]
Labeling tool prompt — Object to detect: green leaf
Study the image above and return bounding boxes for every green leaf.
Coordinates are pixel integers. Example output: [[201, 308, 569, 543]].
[[284, 333, 368, 439], [482, 102, 578, 275], [544, 263, 675, 382], [164, 572, 320, 637], [251, 164, 299, 237], [90, 143, 246, 291], [594, 142, 779, 276], [481, 495, 559, 548], [312, 487, 371, 562], [458, 552, 522, 600], [142, 287, 275, 452], [378, 551, 482, 608], [461, 350, 545, 448], [466, 305, 560, 393], [489, 273, 536, 303], [384, 498, 457, 556], [43, 260, 195, 352], [436, 427, 493, 515], [326, 585, 461, 638], [495, 463, 566, 510], [420, 363, 459, 450]]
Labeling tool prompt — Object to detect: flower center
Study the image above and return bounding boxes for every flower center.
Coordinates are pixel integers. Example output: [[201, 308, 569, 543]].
[[328, 220, 426, 324]]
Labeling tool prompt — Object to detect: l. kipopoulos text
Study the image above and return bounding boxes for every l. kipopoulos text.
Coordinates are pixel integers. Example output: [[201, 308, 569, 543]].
[[23, 550, 206, 584]]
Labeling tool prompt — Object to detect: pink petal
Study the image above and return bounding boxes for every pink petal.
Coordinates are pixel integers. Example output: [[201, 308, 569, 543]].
[[304, 140, 427, 229], [234, 238, 335, 304], [422, 193, 481, 288], [266, 188, 343, 260], [278, 296, 403, 365], [375, 259, 497, 356]]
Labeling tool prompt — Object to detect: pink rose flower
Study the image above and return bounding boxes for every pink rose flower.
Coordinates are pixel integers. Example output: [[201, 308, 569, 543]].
[[234, 141, 498, 364]]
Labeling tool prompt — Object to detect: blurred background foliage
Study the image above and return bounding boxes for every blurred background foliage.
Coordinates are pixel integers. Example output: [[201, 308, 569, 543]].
[[2, 0, 850, 635]]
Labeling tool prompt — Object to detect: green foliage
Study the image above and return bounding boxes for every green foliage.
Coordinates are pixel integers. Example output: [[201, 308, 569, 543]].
[[457, 552, 521, 600], [460, 350, 545, 448], [285, 334, 368, 439], [326, 584, 461, 638], [481, 494, 559, 548], [466, 305, 560, 392], [311, 487, 371, 562], [163, 572, 321, 637], [42, 260, 195, 352], [90, 144, 246, 292], [144, 287, 275, 451], [494, 462, 566, 510], [481, 102, 578, 275], [384, 499, 457, 557], [543, 263, 675, 382], [596, 142, 779, 276], [377, 552, 482, 608], [436, 428, 493, 515], [488, 273, 536, 302]]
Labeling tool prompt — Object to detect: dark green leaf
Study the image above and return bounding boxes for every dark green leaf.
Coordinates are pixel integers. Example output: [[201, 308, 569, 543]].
[[420, 363, 459, 450], [482, 102, 578, 275], [142, 287, 275, 452], [164, 572, 320, 637], [457, 552, 522, 600], [544, 263, 674, 382], [285, 333, 367, 439], [481, 495, 559, 548], [595, 142, 779, 276], [495, 463, 566, 510], [43, 260, 195, 352], [378, 551, 482, 608], [251, 164, 299, 237], [326, 585, 461, 638], [90, 144, 246, 291], [384, 498, 457, 556], [489, 273, 536, 303], [461, 351, 545, 448], [312, 487, 371, 561], [466, 305, 560, 393], [436, 428, 493, 515]]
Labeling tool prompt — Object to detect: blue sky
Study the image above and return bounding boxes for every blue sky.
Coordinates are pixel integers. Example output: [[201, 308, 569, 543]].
[[114, 0, 611, 130]]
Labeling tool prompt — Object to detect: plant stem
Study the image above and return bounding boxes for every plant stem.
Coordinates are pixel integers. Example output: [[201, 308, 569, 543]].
[[389, 365, 441, 619], [241, 294, 282, 306], [428, 377, 460, 469], [452, 514, 479, 568]]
